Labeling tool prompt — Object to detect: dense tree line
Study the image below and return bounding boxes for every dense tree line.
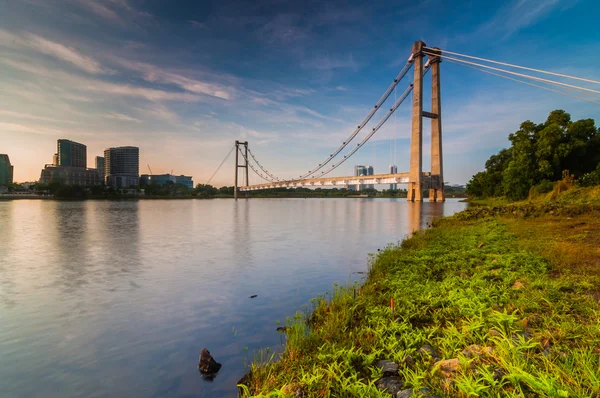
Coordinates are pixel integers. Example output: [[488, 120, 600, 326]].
[[466, 110, 600, 200]]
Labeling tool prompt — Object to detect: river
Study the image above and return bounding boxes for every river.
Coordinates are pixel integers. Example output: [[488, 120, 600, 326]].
[[0, 198, 467, 398]]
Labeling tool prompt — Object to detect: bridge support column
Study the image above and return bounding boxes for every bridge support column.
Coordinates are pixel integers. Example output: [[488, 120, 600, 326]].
[[234, 140, 248, 201], [428, 47, 444, 202], [408, 40, 425, 202]]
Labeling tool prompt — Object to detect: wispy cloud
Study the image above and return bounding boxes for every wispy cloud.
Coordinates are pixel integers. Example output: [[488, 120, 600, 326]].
[[134, 104, 179, 122], [27, 34, 107, 74], [188, 20, 207, 29], [0, 29, 107, 74], [116, 59, 235, 100], [72, 0, 122, 24], [71, 0, 152, 25], [301, 53, 358, 71], [103, 112, 143, 123], [0, 110, 77, 125], [1, 58, 203, 102], [478, 0, 577, 39]]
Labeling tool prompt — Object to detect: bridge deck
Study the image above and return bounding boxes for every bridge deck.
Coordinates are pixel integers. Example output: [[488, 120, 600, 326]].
[[239, 172, 431, 191]]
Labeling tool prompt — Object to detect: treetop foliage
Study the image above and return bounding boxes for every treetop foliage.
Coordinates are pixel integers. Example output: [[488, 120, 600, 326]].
[[466, 110, 600, 200]]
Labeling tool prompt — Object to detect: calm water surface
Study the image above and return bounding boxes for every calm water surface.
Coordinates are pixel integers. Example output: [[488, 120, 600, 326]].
[[0, 198, 467, 398]]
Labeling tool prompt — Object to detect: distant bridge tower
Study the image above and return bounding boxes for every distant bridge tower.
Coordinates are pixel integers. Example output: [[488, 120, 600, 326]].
[[408, 41, 444, 202], [234, 140, 249, 200]]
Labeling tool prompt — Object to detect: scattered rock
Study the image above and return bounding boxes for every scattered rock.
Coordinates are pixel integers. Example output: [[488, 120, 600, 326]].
[[249, 295, 258, 298], [492, 368, 505, 382], [477, 242, 485, 249], [488, 329, 502, 338], [435, 358, 460, 378], [512, 280, 525, 289], [281, 383, 304, 397], [397, 387, 440, 398], [397, 389, 414, 398], [403, 355, 416, 368], [237, 371, 252, 394], [276, 326, 287, 333], [513, 329, 532, 341], [198, 348, 222, 376], [461, 344, 493, 358], [376, 360, 399, 377], [418, 344, 441, 361], [282, 383, 300, 394], [375, 376, 404, 396]]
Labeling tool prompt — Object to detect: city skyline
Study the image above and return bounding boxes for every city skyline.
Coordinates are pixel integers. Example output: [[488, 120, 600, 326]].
[[1, 0, 599, 186]]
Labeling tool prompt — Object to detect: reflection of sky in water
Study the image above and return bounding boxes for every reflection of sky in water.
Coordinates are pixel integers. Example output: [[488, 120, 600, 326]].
[[0, 198, 467, 398]]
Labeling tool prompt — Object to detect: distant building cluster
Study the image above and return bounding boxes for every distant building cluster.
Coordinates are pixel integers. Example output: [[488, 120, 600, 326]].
[[348, 165, 374, 191], [28, 138, 193, 189]]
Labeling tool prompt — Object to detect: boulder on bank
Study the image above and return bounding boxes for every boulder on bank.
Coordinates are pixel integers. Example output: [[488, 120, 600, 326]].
[[198, 348, 222, 376], [375, 360, 399, 377], [375, 376, 403, 396]]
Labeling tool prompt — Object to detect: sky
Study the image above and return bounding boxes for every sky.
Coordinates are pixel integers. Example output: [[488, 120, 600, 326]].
[[1, 0, 599, 186]]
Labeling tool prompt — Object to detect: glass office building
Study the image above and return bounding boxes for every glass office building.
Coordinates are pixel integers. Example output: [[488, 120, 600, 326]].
[[0, 154, 14, 186]]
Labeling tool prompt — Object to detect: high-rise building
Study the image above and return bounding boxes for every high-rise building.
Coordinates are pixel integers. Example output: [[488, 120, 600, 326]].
[[366, 165, 374, 189], [104, 146, 140, 188], [39, 140, 101, 186], [95, 156, 105, 182], [354, 165, 367, 191], [389, 164, 398, 190], [0, 154, 14, 186], [57, 139, 87, 168]]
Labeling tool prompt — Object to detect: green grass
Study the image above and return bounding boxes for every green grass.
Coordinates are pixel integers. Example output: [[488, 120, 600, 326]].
[[241, 189, 600, 397]]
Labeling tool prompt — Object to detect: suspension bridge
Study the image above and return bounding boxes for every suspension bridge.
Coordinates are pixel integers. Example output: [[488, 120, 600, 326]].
[[206, 41, 600, 201]]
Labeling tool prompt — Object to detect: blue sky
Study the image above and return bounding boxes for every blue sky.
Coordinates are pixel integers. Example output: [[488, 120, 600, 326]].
[[1, 0, 598, 186]]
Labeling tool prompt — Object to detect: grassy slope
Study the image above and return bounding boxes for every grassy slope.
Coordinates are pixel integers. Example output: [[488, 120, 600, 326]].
[[243, 188, 600, 397]]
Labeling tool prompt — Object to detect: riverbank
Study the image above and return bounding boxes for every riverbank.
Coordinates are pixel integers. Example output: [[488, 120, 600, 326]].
[[241, 188, 600, 397]]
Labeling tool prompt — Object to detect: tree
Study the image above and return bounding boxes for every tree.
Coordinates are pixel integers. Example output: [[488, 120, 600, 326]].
[[466, 110, 599, 200], [194, 184, 218, 198]]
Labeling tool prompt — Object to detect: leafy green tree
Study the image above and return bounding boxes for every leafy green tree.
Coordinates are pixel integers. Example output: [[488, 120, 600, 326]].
[[467, 110, 599, 200], [194, 184, 218, 197]]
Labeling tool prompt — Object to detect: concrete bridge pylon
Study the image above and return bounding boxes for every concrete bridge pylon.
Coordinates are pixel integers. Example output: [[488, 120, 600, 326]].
[[408, 41, 444, 202]]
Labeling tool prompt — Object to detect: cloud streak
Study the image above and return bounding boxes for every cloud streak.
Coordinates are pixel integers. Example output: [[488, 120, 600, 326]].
[[0, 29, 109, 74]]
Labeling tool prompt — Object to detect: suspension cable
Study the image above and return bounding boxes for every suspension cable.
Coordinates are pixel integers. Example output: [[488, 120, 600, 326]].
[[424, 51, 600, 97], [444, 59, 600, 105], [316, 65, 430, 179], [441, 56, 600, 100], [317, 83, 414, 178], [237, 148, 278, 183], [206, 144, 235, 185], [247, 148, 281, 181], [424, 47, 600, 86], [292, 59, 414, 181]]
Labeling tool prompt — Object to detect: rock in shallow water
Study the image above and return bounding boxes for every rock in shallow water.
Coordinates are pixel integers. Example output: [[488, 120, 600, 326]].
[[198, 348, 222, 376]]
